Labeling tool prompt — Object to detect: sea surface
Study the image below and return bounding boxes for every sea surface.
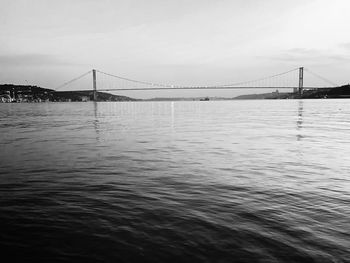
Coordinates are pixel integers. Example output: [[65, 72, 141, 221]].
[[0, 100, 349, 262]]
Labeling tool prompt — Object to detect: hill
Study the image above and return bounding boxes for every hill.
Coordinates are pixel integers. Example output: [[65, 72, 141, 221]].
[[0, 84, 137, 102], [233, 91, 290, 100], [301, 85, 350, 99]]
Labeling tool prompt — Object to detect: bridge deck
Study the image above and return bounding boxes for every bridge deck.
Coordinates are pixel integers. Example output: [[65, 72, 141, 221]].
[[95, 87, 332, 92]]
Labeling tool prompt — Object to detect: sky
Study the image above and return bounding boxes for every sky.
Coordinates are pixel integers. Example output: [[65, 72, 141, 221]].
[[1, 0, 350, 98]]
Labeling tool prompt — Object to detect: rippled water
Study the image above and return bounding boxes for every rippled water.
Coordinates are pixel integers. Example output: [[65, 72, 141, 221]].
[[0, 100, 349, 262]]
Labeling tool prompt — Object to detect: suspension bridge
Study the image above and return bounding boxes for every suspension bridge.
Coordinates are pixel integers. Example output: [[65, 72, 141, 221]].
[[55, 67, 338, 101]]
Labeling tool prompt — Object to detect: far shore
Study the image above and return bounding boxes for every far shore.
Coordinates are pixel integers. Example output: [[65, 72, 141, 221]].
[[1, 84, 350, 103]]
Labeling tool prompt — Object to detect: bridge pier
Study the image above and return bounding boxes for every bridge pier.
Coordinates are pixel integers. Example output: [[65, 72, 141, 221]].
[[92, 69, 97, 101], [298, 67, 304, 97]]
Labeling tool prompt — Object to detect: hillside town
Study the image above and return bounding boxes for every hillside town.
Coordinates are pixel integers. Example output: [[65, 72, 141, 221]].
[[0, 84, 136, 102]]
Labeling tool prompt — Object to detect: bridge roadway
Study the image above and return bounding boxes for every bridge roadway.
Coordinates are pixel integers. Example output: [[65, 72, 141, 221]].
[[96, 86, 332, 92]]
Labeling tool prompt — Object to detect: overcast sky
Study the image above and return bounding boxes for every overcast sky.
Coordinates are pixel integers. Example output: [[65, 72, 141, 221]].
[[1, 0, 350, 98]]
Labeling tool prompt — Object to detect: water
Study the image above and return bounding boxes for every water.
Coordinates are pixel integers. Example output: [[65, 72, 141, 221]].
[[0, 100, 349, 262]]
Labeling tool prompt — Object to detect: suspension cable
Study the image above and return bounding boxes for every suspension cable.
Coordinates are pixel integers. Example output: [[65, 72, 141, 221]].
[[55, 67, 336, 91], [97, 68, 299, 89], [55, 70, 92, 91], [96, 70, 177, 88], [304, 68, 338, 87], [213, 68, 299, 87]]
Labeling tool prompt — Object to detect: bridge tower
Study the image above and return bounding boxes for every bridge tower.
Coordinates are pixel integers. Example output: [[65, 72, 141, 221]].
[[92, 69, 97, 101], [298, 67, 304, 96]]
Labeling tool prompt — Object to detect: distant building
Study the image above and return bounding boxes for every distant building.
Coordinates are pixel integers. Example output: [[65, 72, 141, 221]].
[[0, 94, 12, 103], [80, 96, 90, 102], [271, 89, 280, 99]]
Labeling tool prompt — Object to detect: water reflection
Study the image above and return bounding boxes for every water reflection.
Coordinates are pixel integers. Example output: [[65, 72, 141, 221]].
[[171, 101, 175, 130], [93, 101, 100, 141], [296, 100, 303, 141]]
